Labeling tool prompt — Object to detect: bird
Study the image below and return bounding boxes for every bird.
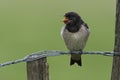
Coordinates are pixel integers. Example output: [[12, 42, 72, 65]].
[[61, 12, 90, 66]]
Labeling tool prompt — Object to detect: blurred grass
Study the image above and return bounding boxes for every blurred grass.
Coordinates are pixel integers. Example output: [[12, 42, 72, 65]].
[[0, 0, 115, 80]]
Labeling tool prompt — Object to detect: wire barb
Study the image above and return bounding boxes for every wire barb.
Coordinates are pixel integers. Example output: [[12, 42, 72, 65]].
[[0, 50, 119, 67]]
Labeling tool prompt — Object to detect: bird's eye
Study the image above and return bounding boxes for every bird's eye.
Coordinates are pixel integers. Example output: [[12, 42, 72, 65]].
[[70, 17, 76, 21]]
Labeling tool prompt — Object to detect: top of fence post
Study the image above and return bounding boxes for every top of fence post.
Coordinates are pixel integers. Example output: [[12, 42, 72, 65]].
[[27, 57, 49, 80]]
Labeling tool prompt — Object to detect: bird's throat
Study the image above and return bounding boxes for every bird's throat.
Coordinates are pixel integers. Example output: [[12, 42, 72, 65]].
[[65, 24, 80, 33]]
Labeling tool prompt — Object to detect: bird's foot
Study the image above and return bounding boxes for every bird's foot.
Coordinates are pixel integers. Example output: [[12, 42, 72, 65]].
[[78, 51, 83, 54], [70, 51, 75, 54], [70, 51, 83, 54]]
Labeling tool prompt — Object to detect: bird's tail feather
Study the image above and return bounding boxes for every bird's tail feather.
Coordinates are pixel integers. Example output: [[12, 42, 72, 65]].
[[70, 57, 82, 66]]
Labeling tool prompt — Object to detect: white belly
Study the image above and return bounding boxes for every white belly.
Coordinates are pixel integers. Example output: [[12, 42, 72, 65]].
[[61, 25, 90, 51]]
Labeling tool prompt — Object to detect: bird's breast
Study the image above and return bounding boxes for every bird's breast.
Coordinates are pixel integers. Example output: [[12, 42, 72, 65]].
[[61, 25, 90, 51]]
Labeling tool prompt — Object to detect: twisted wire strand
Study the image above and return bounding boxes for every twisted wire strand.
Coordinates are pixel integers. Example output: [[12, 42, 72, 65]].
[[0, 50, 119, 67]]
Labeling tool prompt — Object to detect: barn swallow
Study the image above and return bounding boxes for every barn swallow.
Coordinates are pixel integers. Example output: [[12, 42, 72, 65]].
[[61, 12, 90, 66]]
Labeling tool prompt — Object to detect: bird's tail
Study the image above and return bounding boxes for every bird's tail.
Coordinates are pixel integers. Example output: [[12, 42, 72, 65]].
[[70, 54, 82, 66]]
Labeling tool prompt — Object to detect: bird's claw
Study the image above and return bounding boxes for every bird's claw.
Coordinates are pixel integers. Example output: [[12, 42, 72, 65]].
[[70, 51, 83, 54], [78, 51, 83, 54]]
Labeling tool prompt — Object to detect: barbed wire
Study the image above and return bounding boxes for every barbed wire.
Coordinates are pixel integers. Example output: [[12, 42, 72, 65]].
[[0, 50, 120, 67]]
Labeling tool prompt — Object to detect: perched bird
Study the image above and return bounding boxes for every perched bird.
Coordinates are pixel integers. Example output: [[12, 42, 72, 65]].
[[61, 12, 90, 66]]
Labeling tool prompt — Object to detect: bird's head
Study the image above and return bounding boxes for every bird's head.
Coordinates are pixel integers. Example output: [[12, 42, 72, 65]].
[[62, 12, 81, 25]]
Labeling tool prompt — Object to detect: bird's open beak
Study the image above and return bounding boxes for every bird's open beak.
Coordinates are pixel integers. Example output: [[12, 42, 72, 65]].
[[62, 17, 69, 22]]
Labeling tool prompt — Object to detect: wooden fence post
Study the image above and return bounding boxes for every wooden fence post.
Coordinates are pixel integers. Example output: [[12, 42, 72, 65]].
[[27, 57, 49, 80], [111, 0, 120, 80]]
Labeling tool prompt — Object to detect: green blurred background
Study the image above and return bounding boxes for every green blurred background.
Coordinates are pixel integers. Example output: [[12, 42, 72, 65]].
[[0, 0, 115, 80]]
